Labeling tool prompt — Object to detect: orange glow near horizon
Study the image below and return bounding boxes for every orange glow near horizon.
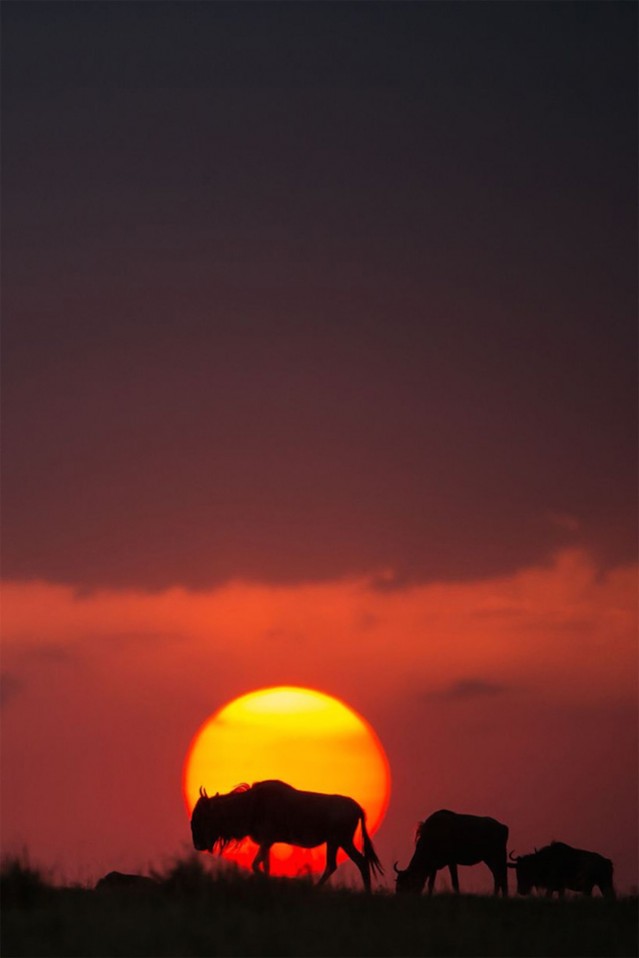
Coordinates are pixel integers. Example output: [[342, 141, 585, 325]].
[[182, 686, 391, 877]]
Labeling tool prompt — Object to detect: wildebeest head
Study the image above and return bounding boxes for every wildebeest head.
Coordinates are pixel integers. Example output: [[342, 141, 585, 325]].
[[191, 785, 247, 853], [393, 861, 424, 895], [507, 851, 537, 895], [190, 786, 217, 852]]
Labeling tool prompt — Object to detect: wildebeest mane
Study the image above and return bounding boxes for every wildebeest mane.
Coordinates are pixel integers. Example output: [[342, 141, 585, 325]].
[[203, 785, 256, 853], [213, 834, 243, 854], [212, 782, 289, 849], [230, 783, 251, 794]]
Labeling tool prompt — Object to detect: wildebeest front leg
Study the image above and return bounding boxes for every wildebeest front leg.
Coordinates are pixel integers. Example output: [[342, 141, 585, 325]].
[[341, 838, 372, 893], [448, 863, 460, 893], [426, 870, 437, 895], [317, 842, 338, 887], [252, 843, 271, 875]]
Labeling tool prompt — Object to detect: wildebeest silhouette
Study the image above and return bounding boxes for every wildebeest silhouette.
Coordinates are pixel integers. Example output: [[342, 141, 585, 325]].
[[394, 809, 509, 896], [95, 871, 159, 891], [508, 842, 615, 898], [190, 779, 383, 891]]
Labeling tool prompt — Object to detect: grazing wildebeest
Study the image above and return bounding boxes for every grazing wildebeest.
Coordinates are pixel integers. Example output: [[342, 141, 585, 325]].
[[190, 779, 383, 891], [394, 809, 509, 896], [508, 842, 615, 898], [95, 871, 159, 891]]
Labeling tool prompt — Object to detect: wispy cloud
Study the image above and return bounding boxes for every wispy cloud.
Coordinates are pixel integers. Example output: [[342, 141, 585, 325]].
[[0, 671, 24, 708], [426, 678, 509, 701], [547, 511, 582, 534]]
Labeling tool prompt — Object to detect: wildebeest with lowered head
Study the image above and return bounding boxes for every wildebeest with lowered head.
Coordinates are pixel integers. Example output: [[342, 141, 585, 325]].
[[394, 809, 509, 896], [190, 780, 383, 891], [508, 842, 615, 898]]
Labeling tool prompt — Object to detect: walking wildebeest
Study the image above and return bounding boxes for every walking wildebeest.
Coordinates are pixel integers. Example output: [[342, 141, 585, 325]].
[[190, 779, 384, 891], [508, 842, 615, 898], [394, 809, 509, 896]]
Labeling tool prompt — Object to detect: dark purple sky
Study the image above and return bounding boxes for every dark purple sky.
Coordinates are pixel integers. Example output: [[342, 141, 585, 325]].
[[3, 1, 636, 590], [2, 3, 637, 895]]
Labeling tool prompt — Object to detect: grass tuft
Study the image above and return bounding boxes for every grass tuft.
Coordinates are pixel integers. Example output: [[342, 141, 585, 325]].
[[1, 854, 51, 908]]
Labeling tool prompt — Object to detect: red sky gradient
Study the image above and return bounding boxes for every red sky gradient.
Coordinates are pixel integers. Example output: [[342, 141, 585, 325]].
[[2, 548, 636, 889], [2, 3, 636, 895]]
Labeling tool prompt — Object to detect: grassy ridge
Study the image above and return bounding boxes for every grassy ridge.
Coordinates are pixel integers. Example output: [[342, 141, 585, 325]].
[[2, 857, 637, 957]]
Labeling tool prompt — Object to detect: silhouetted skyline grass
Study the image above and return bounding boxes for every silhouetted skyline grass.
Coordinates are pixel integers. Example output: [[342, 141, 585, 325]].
[[2, 854, 637, 957]]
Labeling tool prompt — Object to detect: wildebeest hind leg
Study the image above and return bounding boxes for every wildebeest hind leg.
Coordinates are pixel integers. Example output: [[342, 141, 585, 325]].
[[317, 842, 338, 887], [252, 844, 271, 875], [341, 839, 371, 893]]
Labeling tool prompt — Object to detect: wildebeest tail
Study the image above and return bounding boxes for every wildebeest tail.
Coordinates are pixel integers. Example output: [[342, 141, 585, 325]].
[[359, 812, 384, 877], [603, 859, 616, 899]]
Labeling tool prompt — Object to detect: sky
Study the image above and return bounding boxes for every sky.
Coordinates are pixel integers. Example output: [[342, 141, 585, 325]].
[[2, 2, 637, 891]]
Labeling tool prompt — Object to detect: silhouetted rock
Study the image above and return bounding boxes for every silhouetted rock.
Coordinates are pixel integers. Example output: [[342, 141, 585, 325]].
[[95, 871, 159, 891]]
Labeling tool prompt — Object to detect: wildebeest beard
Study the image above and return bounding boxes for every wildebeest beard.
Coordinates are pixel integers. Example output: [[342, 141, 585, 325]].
[[206, 789, 256, 853]]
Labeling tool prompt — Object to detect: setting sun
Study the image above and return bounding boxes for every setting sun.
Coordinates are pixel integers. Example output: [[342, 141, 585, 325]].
[[183, 686, 390, 876]]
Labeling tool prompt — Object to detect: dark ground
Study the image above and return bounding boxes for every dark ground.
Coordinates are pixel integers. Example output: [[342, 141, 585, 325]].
[[2, 857, 637, 957]]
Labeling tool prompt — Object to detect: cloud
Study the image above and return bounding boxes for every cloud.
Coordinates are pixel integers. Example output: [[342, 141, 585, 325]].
[[427, 678, 509, 701], [547, 511, 581, 534], [263, 628, 305, 644], [1, 549, 635, 716], [369, 569, 412, 593], [0, 671, 24, 708], [22, 643, 77, 664]]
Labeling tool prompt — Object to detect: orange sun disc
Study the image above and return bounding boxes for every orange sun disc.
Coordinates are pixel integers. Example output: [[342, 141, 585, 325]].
[[183, 686, 391, 877]]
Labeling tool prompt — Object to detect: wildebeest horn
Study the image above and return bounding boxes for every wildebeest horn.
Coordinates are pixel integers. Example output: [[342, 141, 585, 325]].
[[509, 851, 519, 862], [199, 786, 208, 799], [393, 861, 401, 874]]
